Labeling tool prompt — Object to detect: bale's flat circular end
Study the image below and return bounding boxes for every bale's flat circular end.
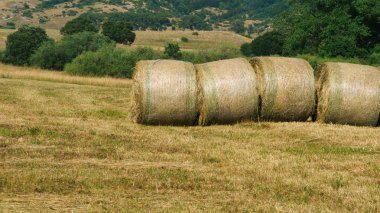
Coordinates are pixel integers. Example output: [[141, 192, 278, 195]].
[[196, 58, 259, 125], [316, 62, 380, 126], [130, 60, 198, 126], [250, 57, 316, 122]]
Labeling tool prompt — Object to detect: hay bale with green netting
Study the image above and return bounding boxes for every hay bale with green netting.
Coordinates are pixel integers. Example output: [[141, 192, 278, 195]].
[[130, 60, 198, 125], [196, 58, 259, 125], [316, 62, 380, 126], [250, 57, 315, 122]]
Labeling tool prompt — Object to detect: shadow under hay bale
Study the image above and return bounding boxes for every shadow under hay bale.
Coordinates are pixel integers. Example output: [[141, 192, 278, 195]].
[[316, 62, 380, 127], [196, 58, 259, 125], [130, 60, 198, 125], [250, 57, 315, 122]]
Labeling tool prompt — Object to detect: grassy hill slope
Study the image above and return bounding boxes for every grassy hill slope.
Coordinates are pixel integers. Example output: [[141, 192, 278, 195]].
[[0, 65, 379, 212], [0, 0, 287, 30], [0, 28, 250, 50]]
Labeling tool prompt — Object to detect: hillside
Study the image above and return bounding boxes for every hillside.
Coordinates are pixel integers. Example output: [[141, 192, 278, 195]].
[[0, 0, 288, 30], [0, 65, 379, 211], [0, 28, 250, 51]]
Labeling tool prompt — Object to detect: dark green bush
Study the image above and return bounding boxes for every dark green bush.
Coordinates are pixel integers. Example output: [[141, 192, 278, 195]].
[[3, 25, 50, 65], [65, 47, 162, 78], [240, 43, 252, 57], [65, 10, 78, 16], [22, 10, 33, 19], [30, 40, 63, 70], [367, 45, 380, 66], [181, 37, 189, 42], [133, 46, 162, 60], [31, 32, 114, 70], [0, 22, 16, 29], [241, 31, 285, 57], [39, 16, 49, 24], [0, 49, 5, 62], [60, 17, 99, 35], [102, 20, 136, 45], [182, 45, 241, 64], [164, 43, 182, 59]]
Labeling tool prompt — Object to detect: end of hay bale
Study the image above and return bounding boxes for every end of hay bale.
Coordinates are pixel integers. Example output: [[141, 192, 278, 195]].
[[250, 57, 316, 122], [130, 60, 198, 126], [196, 58, 259, 125], [316, 62, 380, 126]]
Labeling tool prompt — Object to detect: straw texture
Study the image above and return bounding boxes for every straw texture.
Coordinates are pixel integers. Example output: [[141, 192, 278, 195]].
[[196, 58, 259, 125], [250, 57, 315, 122], [316, 62, 380, 126], [130, 60, 198, 125]]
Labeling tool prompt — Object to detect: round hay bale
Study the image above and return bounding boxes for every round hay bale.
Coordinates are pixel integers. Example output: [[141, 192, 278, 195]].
[[316, 62, 380, 126], [196, 58, 259, 125], [130, 60, 198, 125], [250, 57, 315, 122]]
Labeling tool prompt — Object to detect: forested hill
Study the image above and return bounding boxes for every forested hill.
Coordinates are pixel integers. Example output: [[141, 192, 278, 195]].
[[139, 0, 288, 19], [36, 0, 288, 18], [0, 0, 288, 30]]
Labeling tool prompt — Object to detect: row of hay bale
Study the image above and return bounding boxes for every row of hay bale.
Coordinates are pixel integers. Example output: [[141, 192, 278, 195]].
[[131, 57, 380, 127]]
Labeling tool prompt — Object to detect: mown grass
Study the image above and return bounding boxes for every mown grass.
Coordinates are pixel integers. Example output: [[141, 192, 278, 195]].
[[0, 67, 379, 212], [127, 30, 251, 51]]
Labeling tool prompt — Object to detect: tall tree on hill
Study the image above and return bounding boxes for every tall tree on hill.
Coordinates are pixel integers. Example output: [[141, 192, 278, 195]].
[[231, 20, 245, 34], [102, 20, 136, 45], [60, 17, 99, 35], [3, 25, 50, 65], [276, 0, 378, 57], [240, 31, 285, 57]]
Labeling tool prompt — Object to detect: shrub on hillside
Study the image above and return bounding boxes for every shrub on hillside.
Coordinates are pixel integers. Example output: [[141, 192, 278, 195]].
[[65, 47, 162, 78], [240, 43, 252, 57], [181, 37, 189, 42], [133, 46, 162, 60], [164, 43, 182, 59], [22, 10, 33, 19], [0, 49, 5, 62], [60, 17, 99, 35], [240, 31, 285, 57], [31, 32, 114, 70], [367, 45, 380, 66], [0, 22, 16, 29], [102, 20, 136, 45], [3, 25, 50, 65], [182, 45, 241, 64]]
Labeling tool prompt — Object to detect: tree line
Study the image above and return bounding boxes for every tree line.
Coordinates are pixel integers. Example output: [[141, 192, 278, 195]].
[[241, 0, 380, 67], [0, 21, 240, 78], [34, 0, 288, 32]]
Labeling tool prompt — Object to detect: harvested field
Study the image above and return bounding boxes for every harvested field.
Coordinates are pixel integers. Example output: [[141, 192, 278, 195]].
[[0, 64, 379, 212]]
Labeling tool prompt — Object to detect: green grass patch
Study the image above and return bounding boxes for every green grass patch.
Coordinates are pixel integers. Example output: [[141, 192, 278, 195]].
[[330, 176, 348, 190], [95, 108, 127, 119], [0, 125, 70, 140], [202, 156, 221, 164], [286, 143, 376, 155]]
